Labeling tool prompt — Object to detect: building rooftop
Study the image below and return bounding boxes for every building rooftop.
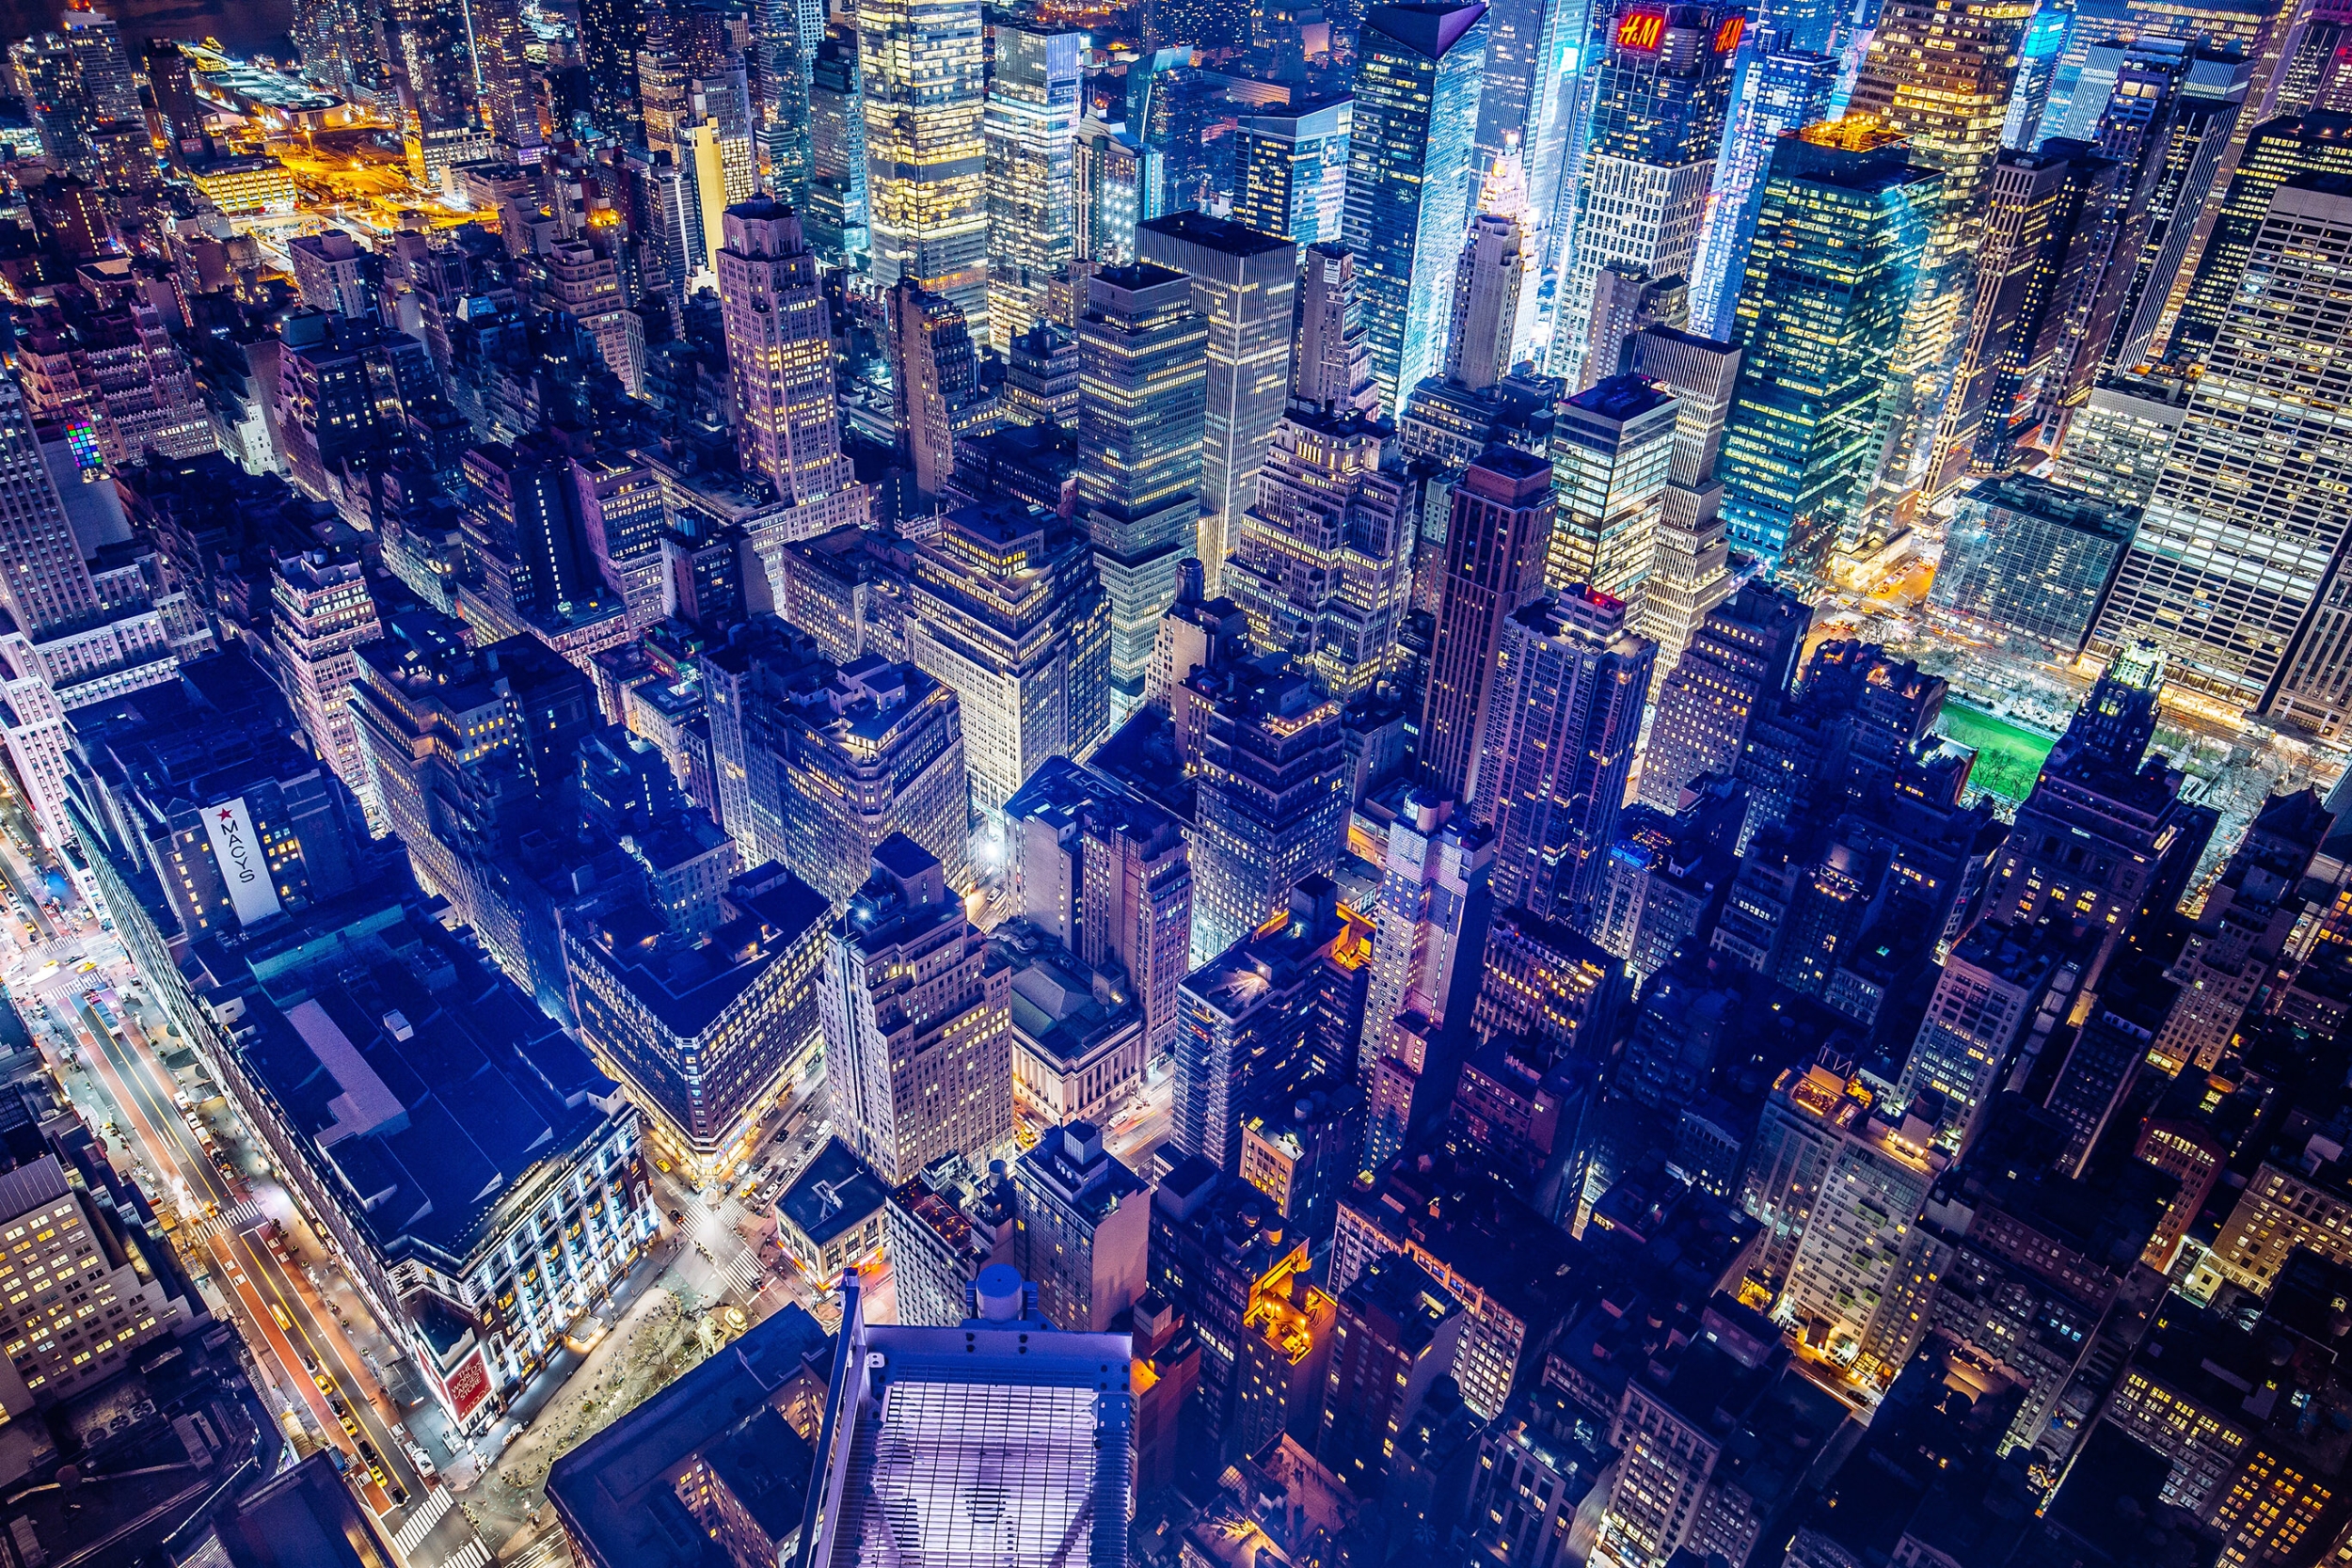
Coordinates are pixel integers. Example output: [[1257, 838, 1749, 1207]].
[[778, 1138, 892, 1251], [1138, 210, 1298, 257], [574, 863, 829, 1040], [546, 1306, 832, 1568]]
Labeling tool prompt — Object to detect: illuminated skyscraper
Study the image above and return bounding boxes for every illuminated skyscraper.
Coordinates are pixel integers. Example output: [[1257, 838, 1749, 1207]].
[[1445, 214, 1528, 390], [580, 0, 649, 143], [1419, 446, 1555, 804], [1546, 374, 1678, 612], [1343, 2, 1490, 415], [1629, 325, 1740, 668], [1482, 589, 1656, 925], [1926, 140, 2122, 496], [2164, 113, 2352, 375], [1846, 0, 2035, 489], [1138, 213, 1299, 592], [890, 279, 988, 499], [715, 198, 860, 509], [1075, 119, 1165, 265], [808, 30, 869, 262], [1551, 0, 1745, 391], [985, 24, 1084, 348], [1294, 243, 1382, 417], [1717, 119, 1939, 577], [1232, 96, 1355, 245], [2004, 0, 2073, 148], [1190, 663, 1349, 964], [1690, 42, 1838, 338], [2096, 176, 2352, 733], [860, 0, 991, 333], [1076, 264, 1211, 721]]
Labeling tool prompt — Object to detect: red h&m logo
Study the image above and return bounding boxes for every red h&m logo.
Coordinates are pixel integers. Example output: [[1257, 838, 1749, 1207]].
[[1715, 14, 1746, 51], [1616, 8, 1666, 49]]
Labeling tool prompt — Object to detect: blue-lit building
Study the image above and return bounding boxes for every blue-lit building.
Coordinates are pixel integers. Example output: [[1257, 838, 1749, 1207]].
[[1343, 1, 1490, 415], [2004, 0, 2074, 149], [1718, 119, 1938, 578], [1692, 40, 1838, 337], [1553, 0, 1746, 388]]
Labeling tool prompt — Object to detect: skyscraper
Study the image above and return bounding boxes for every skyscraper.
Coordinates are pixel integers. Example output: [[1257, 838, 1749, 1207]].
[[1446, 214, 1530, 389], [1926, 140, 2122, 495], [1137, 214, 1299, 593], [1690, 43, 1839, 338], [1233, 96, 1356, 245], [0, 374, 102, 641], [2165, 113, 2352, 372], [808, 31, 869, 263], [715, 198, 860, 511], [2096, 176, 2352, 730], [890, 279, 986, 499], [1845, 0, 2035, 489], [1550, 0, 1745, 391], [908, 502, 1112, 817], [822, 837, 1012, 1185], [860, 0, 990, 332], [1639, 579, 1810, 809], [1076, 263, 1211, 721], [1482, 589, 1657, 924], [1418, 446, 1555, 804], [1717, 119, 1940, 577], [580, 0, 649, 143], [1629, 325, 1740, 669], [1224, 408, 1420, 699], [1190, 662, 1349, 965], [1546, 374, 1679, 611], [1343, 2, 1491, 414], [1294, 243, 1382, 417], [984, 24, 1084, 348]]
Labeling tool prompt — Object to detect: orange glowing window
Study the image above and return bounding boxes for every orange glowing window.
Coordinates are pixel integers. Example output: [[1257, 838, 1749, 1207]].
[[1616, 9, 1666, 48], [1715, 14, 1746, 51]]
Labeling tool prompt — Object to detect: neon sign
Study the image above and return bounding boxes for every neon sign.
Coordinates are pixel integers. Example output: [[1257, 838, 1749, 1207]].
[[62, 417, 101, 474], [1616, 8, 1666, 49], [1715, 14, 1746, 52]]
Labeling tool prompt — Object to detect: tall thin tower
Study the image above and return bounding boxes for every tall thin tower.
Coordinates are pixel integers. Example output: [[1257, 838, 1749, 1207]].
[[860, 0, 991, 335], [715, 198, 858, 508]]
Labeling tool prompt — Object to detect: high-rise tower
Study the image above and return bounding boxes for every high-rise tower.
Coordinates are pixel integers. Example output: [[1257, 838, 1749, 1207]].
[[984, 24, 1084, 349], [860, 0, 990, 333], [715, 198, 859, 509]]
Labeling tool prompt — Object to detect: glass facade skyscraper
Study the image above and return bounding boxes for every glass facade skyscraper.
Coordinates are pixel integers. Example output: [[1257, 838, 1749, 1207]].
[[1691, 42, 1838, 339], [984, 24, 1084, 350], [1551, 0, 1745, 389], [1717, 119, 1939, 578], [1343, 1, 1491, 416], [859, 0, 990, 335]]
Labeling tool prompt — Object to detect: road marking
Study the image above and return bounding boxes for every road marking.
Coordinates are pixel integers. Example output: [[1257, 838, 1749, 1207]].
[[391, 1483, 455, 1554], [438, 1535, 492, 1568], [722, 1248, 761, 1294]]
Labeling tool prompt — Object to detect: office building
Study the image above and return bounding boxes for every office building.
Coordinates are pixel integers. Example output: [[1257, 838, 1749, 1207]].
[[859, 0, 990, 330], [985, 24, 1084, 347], [1692, 45, 1840, 338], [1233, 96, 1355, 245], [796, 1266, 1133, 1562], [907, 502, 1111, 816], [885, 1156, 1019, 1328], [1138, 213, 1298, 592], [715, 198, 860, 511], [1847, 0, 2036, 486], [1343, 1, 1490, 413], [1012, 1121, 1151, 1332], [1628, 325, 1740, 667], [1314, 1255, 1466, 1493], [1190, 660, 1349, 964], [1175, 879, 1374, 1174], [890, 279, 993, 500], [808, 31, 869, 263], [1739, 1060, 1949, 1380], [1446, 214, 1529, 390], [1927, 141, 2123, 494], [1894, 919, 2075, 1153], [1004, 755, 1193, 1054], [822, 837, 1011, 1185], [2048, 369, 2191, 510], [1361, 789, 1495, 1173], [770, 655, 969, 907], [1551, 0, 1743, 390], [566, 863, 831, 1185], [1546, 373, 1678, 610], [1482, 590, 1657, 924], [1418, 447, 1555, 805], [1076, 263, 1211, 721], [1222, 405, 1418, 698], [1075, 119, 1165, 265], [2095, 179, 2352, 730], [0, 1154, 182, 1406], [268, 553, 382, 797], [2168, 113, 2352, 372], [1931, 474, 2136, 652], [1718, 119, 1940, 577], [1293, 242, 1382, 418]]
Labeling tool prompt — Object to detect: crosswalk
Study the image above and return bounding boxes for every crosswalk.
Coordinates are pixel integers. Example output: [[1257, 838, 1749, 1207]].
[[183, 1198, 265, 1245], [719, 1246, 762, 1295], [438, 1535, 492, 1568], [389, 1483, 454, 1555]]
